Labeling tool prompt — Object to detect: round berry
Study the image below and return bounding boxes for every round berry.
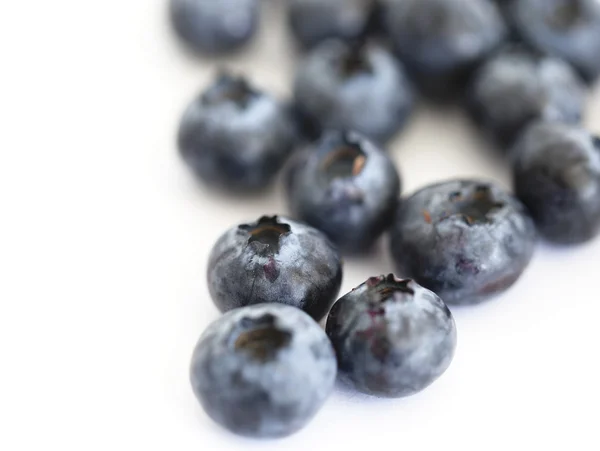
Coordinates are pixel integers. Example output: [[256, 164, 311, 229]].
[[467, 44, 586, 149], [381, 0, 507, 100], [170, 0, 259, 54], [286, 130, 401, 253], [507, 0, 600, 83], [326, 275, 457, 398], [288, 0, 379, 49], [208, 216, 343, 321], [293, 40, 414, 144], [512, 121, 600, 244], [191, 304, 337, 438], [390, 180, 537, 305], [178, 74, 297, 191]]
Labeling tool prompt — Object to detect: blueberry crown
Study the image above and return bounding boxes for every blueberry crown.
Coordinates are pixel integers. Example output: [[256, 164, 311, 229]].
[[233, 314, 292, 362], [320, 137, 367, 181], [436, 184, 505, 226], [239, 216, 291, 253], [364, 274, 415, 301], [546, 1, 584, 30], [203, 72, 259, 109], [339, 41, 373, 77]]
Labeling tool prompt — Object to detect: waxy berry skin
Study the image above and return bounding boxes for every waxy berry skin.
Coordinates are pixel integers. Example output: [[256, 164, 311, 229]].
[[191, 304, 337, 438], [286, 130, 401, 253], [326, 275, 457, 398], [288, 0, 379, 50], [170, 0, 259, 54], [467, 44, 586, 150], [512, 122, 600, 244], [207, 216, 343, 321], [293, 40, 415, 144], [178, 74, 297, 192], [381, 0, 507, 101], [390, 180, 537, 305], [507, 0, 600, 83]]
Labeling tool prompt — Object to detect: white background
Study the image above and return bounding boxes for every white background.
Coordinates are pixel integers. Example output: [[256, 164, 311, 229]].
[[1, 1, 600, 449]]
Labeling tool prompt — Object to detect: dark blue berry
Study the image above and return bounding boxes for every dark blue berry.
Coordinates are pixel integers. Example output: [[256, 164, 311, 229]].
[[381, 0, 507, 101], [191, 304, 337, 438], [507, 0, 600, 84], [178, 74, 297, 191], [208, 216, 343, 321], [512, 122, 600, 244], [286, 130, 400, 254], [326, 274, 456, 398], [467, 44, 586, 149], [170, 0, 259, 54], [293, 40, 414, 144], [390, 180, 537, 305], [288, 0, 379, 49]]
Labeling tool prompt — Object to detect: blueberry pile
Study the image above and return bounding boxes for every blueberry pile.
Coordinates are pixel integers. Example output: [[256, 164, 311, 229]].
[[171, 0, 600, 439]]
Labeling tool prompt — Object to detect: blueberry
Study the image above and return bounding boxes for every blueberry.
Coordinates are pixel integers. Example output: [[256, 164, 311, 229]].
[[380, 0, 507, 101], [512, 122, 600, 244], [286, 130, 400, 253], [507, 0, 600, 84], [191, 304, 337, 438], [390, 180, 537, 305], [467, 44, 586, 149], [326, 274, 456, 397], [170, 0, 259, 54], [178, 74, 297, 191], [293, 40, 414, 144], [288, 0, 379, 49], [208, 215, 343, 320]]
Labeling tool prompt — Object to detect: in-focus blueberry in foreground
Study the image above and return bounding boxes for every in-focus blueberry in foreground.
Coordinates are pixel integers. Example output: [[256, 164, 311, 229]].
[[287, 0, 378, 50], [208, 216, 343, 321], [381, 0, 507, 100], [286, 130, 401, 253], [191, 304, 337, 438], [170, 0, 259, 54], [326, 275, 456, 398], [178, 73, 297, 192], [507, 0, 600, 84], [513, 121, 600, 244], [390, 180, 537, 305], [467, 44, 586, 150], [293, 40, 414, 144]]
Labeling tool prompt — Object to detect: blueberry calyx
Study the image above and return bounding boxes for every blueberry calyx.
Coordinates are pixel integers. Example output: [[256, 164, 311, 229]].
[[233, 314, 292, 362], [364, 274, 415, 301], [320, 139, 367, 181], [437, 184, 505, 226], [239, 216, 291, 254], [339, 42, 373, 78], [547, 1, 584, 30], [202, 73, 257, 109]]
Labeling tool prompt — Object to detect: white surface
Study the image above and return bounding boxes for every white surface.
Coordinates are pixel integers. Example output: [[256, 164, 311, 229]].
[[1, 1, 600, 449]]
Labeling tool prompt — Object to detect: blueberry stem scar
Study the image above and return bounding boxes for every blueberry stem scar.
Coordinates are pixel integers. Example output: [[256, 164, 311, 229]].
[[440, 184, 504, 225], [321, 143, 367, 180], [340, 42, 372, 77], [203, 74, 257, 108], [239, 216, 291, 253], [366, 274, 415, 300], [234, 315, 292, 362], [548, 1, 582, 29]]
